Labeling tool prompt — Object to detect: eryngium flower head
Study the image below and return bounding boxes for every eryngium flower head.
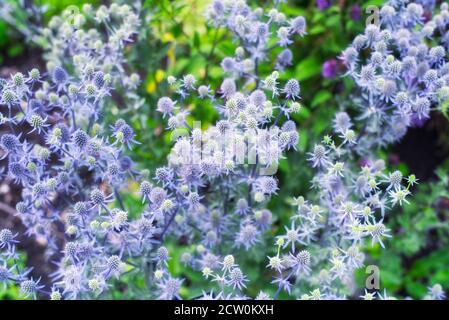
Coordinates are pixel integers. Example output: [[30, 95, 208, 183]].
[[283, 79, 300, 100]]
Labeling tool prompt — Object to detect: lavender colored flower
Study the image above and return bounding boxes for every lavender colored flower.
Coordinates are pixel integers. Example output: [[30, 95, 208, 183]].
[[350, 5, 362, 21], [322, 59, 339, 78], [316, 0, 331, 10], [339, 1, 449, 150]]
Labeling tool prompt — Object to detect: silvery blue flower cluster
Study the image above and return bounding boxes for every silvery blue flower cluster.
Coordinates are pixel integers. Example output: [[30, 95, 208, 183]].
[[153, 0, 305, 299], [0, 228, 44, 299], [0, 0, 303, 300], [0, 4, 144, 299], [0, 0, 447, 300], [270, 116, 417, 299], [340, 0, 449, 152], [42, 3, 143, 111]]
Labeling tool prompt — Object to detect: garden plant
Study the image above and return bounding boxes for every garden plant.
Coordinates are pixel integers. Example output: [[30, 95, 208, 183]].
[[0, 0, 449, 301]]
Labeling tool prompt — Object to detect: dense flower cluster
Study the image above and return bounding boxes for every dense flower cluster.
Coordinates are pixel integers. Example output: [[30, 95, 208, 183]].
[[271, 111, 417, 299], [341, 0, 449, 152], [0, 228, 44, 298], [0, 0, 45, 43], [0, 0, 447, 300], [151, 0, 305, 299], [42, 3, 143, 111], [206, 0, 306, 73], [0, 4, 144, 299], [0, 0, 305, 300]]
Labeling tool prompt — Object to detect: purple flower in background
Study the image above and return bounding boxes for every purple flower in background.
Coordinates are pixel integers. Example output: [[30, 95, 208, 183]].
[[410, 113, 429, 128], [350, 5, 362, 21], [316, 0, 331, 10], [423, 11, 433, 23], [322, 59, 338, 78], [388, 154, 400, 166], [359, 158, 373, 168]]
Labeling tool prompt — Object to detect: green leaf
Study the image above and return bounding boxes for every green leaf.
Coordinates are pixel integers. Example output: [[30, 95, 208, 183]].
[[299, 130, 308, 151], [309, 25, 326, 35], [395, 232, 422, 256], [7, 44, 24, 57], [295, 56, 321, 81], [415, 208, 438, 231], [278, 158, 290, 174], [324, 15, 341, 28], [193, 31, 200, 49], [405, 249, 449, 298], [441, 99, 449, 120], [311, 91, 332, 108]]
